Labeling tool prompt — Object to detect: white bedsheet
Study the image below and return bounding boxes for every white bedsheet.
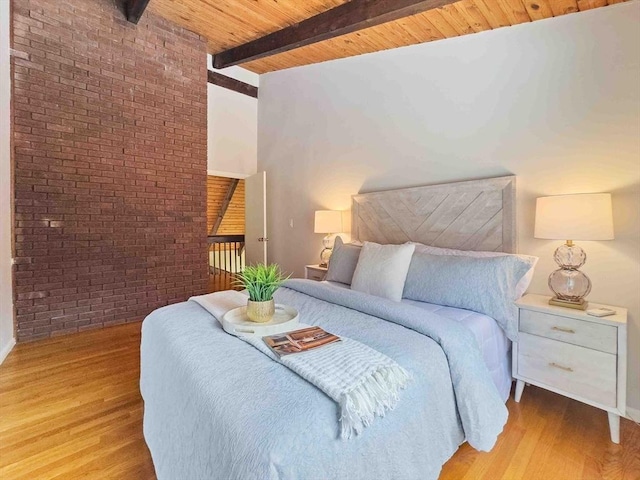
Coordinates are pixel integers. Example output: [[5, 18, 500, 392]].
[[324, 281, 512, 401]]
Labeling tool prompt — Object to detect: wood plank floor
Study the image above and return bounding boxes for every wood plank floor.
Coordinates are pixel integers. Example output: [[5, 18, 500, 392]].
[[1, 322, 638, 479], [207, 271, 236, 293]]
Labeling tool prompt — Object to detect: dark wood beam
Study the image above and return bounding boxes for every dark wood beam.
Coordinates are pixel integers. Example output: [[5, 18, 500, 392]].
[[212, 0, 458, 69], [126, 0, 151, 24], [211, 179, 240, 235], [207, 71, 258, 98]]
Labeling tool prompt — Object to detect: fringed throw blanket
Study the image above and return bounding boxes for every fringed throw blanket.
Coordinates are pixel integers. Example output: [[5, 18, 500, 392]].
[[189, 291, 411, 439], [245, 335, 411, 439]]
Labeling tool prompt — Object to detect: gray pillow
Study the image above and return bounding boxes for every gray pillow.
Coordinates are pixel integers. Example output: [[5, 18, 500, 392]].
[[326, 236, 362, 285], [402, 252, 532, 340], [408, 242, 538, 298]]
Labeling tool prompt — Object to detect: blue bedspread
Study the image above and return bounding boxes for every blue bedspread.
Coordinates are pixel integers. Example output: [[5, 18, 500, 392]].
[[140, 280, 508, 480]]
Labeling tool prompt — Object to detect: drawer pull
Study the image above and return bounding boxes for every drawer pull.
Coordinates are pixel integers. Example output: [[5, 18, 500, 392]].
[[549, 362, 573, 372], [552, 326, 575, 334]]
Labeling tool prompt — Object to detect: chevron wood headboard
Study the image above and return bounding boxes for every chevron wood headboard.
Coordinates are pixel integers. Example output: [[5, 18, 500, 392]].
[[351, 176, 516, 253]]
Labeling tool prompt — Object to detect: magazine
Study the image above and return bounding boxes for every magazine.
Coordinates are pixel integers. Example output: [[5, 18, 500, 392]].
[[263, 326, 341, 357]]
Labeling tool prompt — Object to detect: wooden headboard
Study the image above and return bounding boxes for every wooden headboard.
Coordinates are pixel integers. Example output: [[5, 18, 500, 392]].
[[351, 176, 516, 253]]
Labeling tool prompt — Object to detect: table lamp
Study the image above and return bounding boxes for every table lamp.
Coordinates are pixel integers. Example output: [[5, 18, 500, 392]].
[[534, 193, 614, 310], [314, 210, 343, 267]]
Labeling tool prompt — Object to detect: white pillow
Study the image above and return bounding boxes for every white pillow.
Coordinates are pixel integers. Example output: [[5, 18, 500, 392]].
[[408, 242, 538, 299], [351, 242, 415, 302]]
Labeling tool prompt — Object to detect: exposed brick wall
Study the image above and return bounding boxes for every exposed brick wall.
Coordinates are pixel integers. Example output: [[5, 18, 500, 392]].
[[11, 0, 209, 341]]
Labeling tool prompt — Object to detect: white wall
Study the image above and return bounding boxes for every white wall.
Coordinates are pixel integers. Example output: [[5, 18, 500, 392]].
[[258, 3, 640, 414], [207, 61, 258, 178], [0, 0, 15, 362]]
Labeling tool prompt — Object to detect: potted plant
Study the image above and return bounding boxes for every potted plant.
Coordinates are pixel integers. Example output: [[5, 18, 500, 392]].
[[234, 264, 290, 323]]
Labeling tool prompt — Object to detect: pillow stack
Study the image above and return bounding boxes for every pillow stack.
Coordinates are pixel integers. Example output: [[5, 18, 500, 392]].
[[408, 243, 538, 299], [325, 238, 538, 337], [402, 251, 534, 340], [326, 237, 414, 302]]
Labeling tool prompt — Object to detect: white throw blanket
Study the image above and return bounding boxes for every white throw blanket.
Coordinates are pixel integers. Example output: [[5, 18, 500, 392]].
[[189, 290, 249, 325], [189, 291, 411, 439]]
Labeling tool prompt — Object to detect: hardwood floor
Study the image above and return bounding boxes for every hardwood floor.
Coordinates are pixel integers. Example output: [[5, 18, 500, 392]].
[[208, 271, 238, 293], [1, 322, 638, 480], [0, 323, 155, 480], [440, 390, 640, 480]]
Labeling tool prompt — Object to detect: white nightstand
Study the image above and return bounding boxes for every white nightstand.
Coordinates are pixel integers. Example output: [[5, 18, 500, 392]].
[[513, 294, 627, 443], [305, 265, 327, 281]]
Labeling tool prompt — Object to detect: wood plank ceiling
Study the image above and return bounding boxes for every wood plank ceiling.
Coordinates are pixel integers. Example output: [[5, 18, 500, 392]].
[[207, 176, 245, 235], [148, 0, 628, 74]]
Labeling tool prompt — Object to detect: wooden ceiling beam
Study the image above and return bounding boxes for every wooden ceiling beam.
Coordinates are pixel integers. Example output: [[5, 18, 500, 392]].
[[207, 71, 258, 98], [212, 0, 459, 69], [211, 179, 240, 235], [126, 0, 152, 24]]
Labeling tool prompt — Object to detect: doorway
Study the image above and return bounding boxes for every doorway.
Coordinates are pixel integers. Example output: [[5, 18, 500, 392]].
[[207, 175, 246, 292]]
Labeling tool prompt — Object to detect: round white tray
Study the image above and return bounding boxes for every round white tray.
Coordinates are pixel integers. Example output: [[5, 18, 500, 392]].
[[222, 304, 299, 337]]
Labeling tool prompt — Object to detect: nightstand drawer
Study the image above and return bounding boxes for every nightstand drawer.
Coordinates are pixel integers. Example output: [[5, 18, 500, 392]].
[[520, 309, 617, 354], [307, 271, 325, 281], [305, 266, 327, 281], [517, 333, 616, 407]]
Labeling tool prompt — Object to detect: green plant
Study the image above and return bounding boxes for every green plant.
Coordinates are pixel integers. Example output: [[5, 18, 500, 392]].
[[234, 263, 290, 302]]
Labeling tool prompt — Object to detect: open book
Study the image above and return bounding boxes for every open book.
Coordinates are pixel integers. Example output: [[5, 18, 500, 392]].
[[263, 326, 341, 357]]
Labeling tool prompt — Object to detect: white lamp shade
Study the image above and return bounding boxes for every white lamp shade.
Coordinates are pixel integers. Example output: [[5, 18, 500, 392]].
[[534, 193, 614, 241], [314, 210, 343, 233]]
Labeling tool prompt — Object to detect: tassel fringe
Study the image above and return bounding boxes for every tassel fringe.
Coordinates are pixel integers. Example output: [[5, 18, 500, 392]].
[[339, 366, 411, 439]]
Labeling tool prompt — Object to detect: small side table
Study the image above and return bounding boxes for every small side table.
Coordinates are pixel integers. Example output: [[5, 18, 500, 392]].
[[305, 264, 327, 281], [513, 293, 627, 443]]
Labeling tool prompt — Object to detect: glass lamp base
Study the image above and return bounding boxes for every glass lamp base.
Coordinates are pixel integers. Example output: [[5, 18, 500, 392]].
[[319, 248, 332, 268], [319, 234, 336, 268], [547, 241, 592, 310], [554, 243, 586, 268], [548, 267, 592, 301]]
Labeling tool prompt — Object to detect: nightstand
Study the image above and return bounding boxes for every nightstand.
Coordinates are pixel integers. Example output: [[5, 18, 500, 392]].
[[513, 294, 627, 443], [305, 265, 327, 281]]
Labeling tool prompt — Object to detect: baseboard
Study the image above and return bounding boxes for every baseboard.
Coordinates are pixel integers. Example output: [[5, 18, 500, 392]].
[[0, 337, 16, 365], [627, 407, 640, 423]]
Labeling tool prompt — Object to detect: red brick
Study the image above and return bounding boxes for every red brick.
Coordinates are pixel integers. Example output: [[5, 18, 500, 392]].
[[12, 0, 208, 342]]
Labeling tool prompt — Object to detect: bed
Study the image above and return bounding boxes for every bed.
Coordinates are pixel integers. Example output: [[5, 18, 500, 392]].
[[325, 280, 513, 401], [140, 176, 534, 480]]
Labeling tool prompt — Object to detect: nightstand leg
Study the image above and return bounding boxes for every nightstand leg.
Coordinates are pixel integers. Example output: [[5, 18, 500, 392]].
[[607, 412, 620, 444], [514, 380, 525, 402]]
